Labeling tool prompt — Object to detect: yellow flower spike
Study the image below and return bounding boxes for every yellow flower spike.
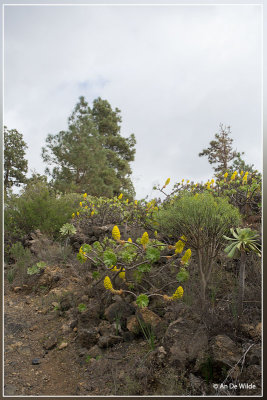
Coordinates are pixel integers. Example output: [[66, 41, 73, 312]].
[[134, 200, 138, 205], [112, 225, 121, 241], [85, 206, 88, 209], [140, 232, 149, 249], [224, 172, 228, 179], [91, 210, 95, 216], [182, 179, 184, 183], [181, 249, 192, 265], [175, 240, 185, 254], [127, 238, 132, 243], [211, 179, 214, 184], [103, 276, 123, 295], [118, 193, 123, 200], [79, 202, 83, 207], [83, 193, 87, 198], [187, 180, 190, 184], [165, 178, 170, 186], [104, 276, 113, 290], [195, 183, 198, 187], [194, 193, 199, 198], [126, 199, 129, 203], [72, 213, 75, 218], [180, 235, 187, 242], [154, 230, 158, 237], [76, 211, 80, 217], [119, 270, 126, 280], [172, 286, 184, 299], [207, 184, 211, 189], [240, 170, 244, 176]]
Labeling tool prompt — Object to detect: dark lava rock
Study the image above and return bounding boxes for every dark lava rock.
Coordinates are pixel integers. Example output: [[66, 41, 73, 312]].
[[104, 300, 135, 325], [77, 328, 99, 349], [32, 358, 41, 365], [98, 335, 123, 348]]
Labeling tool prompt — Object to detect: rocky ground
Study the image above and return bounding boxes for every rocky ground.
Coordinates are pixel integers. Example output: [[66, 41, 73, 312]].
[[4, 230, 262, 396]]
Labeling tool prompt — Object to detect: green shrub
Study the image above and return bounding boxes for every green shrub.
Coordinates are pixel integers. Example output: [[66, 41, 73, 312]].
[[156, 193, 241, 306], [4, 182, 81, 243], [9, 241, 33, 281]]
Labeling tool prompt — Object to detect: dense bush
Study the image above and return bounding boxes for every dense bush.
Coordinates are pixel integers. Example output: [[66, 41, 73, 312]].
[[4, 181, 81, 243], [156, 192, 241, 306]]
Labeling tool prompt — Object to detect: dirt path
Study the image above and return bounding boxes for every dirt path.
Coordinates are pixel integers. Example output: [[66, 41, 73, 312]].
[[4, 286, 85, 396]]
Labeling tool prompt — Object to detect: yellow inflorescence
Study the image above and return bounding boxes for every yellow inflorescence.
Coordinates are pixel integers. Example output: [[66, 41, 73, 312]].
[[79, 202, 83, 207], [72, 213, 75, 218], [76, 211, 80, 217], [104, 276, 113, 290], [112, 225, 121, 241], [164, 178, 170, 187], [103, 276, 123, 295], [175, 240, 185, 254], [180, 235, 187, 242], [83, 193, 87, 198], [127, 238, 132, 243], [172, 286, 184, 299], [134, 200, 138, 205], [140, 232, 149, 248], [224, 172, 228, 179], [91, 210, 95, 216], [118, 193, 123, 200], [181, 249, 192, 265]]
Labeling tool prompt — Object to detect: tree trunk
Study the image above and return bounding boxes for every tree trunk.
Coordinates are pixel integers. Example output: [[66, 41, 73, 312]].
[[237, 250, 246, 318]]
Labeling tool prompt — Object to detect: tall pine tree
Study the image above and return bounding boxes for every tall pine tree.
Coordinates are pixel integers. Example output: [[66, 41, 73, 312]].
[[42, 97, 136, 197]]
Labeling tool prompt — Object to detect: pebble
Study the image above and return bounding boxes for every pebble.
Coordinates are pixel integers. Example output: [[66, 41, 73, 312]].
[[58, 342, 68, 350], [32, 358, 41, 365]]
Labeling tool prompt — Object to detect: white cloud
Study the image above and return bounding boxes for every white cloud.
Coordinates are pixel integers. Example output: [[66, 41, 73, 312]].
[[4, 4, 262, 198]]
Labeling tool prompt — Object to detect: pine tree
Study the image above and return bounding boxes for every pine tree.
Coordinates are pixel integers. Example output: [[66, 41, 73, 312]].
[[42, 97, 136, 197], [199, 124, 237, 174], [4, 126, 28, 192]]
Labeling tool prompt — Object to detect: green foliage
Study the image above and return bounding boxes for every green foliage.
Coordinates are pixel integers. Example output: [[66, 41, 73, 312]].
[[92, 271, 100, 280], [223, 227, 261, 258], [137, 263, 151, 273], [136, 315, 155, 351], [7, 268, 16, 284], [4, 182, 81, 242], [42, 96, 136, 197], [59, 223, 77, 237], [27, 261, 46, 275], [136, 294, 149, 308], [176, 268, 189, 283], [4, 126, 28, 191], [157, 192, 241, 249], [103, 250, 117, 267], [78, 303, 87, 312], [145, 247, 161, 263]]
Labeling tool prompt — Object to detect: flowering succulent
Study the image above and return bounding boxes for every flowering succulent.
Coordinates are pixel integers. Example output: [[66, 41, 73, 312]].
[[72, 213, 75, 218], [224, 172, 228, 179], [140, 232, 149, 249], [79, 202, 83, 207], [103, 276, 123, 295], [127, 238, 132, 243], [83, 193, 87, 198], [163, 178, 170, 188], [181, 248, 192, 265], [172, 286, 184, 299], [112, 225, 121, 241], [118, 193, 123, 200], [175, 240, 185, 254], [76, 211, 79, 217]]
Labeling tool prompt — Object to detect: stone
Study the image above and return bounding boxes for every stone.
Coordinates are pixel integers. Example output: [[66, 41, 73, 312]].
[[13, 287, 22, 292], [210, 335, 242, 367], [138, 308, 162, 329], [126, 315, 140, 334], [78, 328, 99, 349], [4, 384, 18, 395], [98, 335, 123, 348], [104, 301, 135, 324], [98, 321, 116, 336], [43, 336, 57, 350], [32, 358, 40, 365], [189, 373, 207, 394], [246, 345, 261, 366], [58, 342, 68, 350], [163, 318, 208, 368], [87, 345, 104, 358]]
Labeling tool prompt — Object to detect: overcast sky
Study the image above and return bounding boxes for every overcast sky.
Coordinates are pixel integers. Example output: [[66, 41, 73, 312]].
[[4, 4, 262, 199]]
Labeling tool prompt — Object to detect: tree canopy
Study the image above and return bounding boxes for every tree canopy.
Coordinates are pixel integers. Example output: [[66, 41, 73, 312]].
[[4, 126, 28, 192], [42, 97, 136, 198], [199, 124, 238, 174]]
